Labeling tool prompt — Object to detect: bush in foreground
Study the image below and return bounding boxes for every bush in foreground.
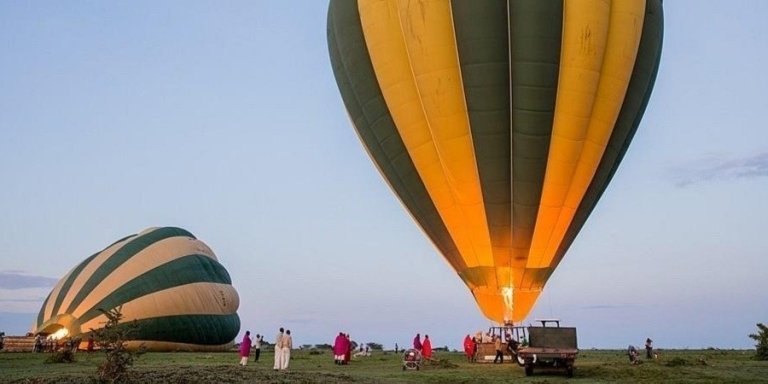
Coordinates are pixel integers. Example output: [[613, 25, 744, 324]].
[[749, 323, 768, 360], [92, 306, 145, 383]]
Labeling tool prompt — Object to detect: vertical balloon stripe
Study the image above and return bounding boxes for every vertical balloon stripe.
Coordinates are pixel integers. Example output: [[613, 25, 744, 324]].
[[65, 227, 194, 314], [359, 0, 494, 275], [124, 341, 234, 352], [78, 283, 239, 333], [550, 0, 664, 272], [129, 314, 240, 346], [71, 236, 217, 319], [529, 0, 646, 269], [76, 254, 232, 326], [508, 0, 564, 301], [123, 282, 240, 320], [36, 290, 54, 330], [327, 1, 467, 272], [53, 234, 139, 324], [451, 0, 512, 276], [397, 0, 495, 270], [527, 0, 611, 268], [44, 252, 99, 324], [39, 269, 70, 329]]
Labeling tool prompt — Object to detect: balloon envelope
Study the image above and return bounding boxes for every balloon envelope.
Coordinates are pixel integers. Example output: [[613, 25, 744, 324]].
[[328, 0, 663, 323], [33, 227, 240, 351]]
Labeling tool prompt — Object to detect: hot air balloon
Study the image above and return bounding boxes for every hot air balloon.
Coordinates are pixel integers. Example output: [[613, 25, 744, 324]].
[[327, 0, 663, 323], [33, 227, 240, 351]]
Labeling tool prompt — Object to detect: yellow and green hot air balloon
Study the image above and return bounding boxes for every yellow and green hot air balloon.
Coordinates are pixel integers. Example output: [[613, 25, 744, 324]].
[[327, 0, 663, 323], [33, 227, 240, 351]]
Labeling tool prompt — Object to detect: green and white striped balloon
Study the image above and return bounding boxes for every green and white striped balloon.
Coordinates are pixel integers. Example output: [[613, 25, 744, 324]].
[[33, 227, 240, 351]]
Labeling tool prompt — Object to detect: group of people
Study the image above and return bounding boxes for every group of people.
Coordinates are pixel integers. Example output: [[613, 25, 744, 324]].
[[462, 331, 520, 363], [272, 328, 293, 370], [411, 333, 432, 360], [628, 338, 655, 364], [237, 328, 292, 371], [333, 332, 352, 364], [237, 331, 263, 366]]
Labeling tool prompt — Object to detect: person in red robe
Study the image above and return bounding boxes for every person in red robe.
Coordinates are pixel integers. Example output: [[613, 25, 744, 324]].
[[333, 332, 346, 365], [413, 333, 422, 351], [422, 334, 432, 360], [238, 331, 252, 366], [463, 334, 474, 362], [344, 334, 352, 364]]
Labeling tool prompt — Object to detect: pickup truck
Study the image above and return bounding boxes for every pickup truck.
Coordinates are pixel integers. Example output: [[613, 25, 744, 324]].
[[516, 319, 578, 377]]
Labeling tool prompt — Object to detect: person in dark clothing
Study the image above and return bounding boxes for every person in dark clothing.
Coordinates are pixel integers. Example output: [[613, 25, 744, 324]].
[[493, 335, 504, 364], [645, 338, 653, 359], [254, 334, 263, 362]]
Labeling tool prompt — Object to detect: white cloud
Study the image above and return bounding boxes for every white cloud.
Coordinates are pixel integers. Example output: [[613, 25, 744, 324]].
[[0, 271, 57, 290], [0, 287, 49, 313], [672, 152, 768, 186]]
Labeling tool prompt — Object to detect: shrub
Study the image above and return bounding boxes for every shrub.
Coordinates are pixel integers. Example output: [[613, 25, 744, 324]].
[[665, 357, 689, 367], [46, 347, 76, 364], [366, 342, 383, 351], [92, 306, 145, 383], [749, 323, 768, 360]]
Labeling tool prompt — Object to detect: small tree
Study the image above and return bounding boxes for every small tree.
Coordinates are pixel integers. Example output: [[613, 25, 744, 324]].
[[92, 306, 145, 383], [45, 337, 77, 364], [366, 342, 383, 351], [749, 323, 768, 360]]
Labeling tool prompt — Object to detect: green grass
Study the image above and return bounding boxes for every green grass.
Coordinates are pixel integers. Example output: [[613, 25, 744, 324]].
[[1, 349, 766, 383]]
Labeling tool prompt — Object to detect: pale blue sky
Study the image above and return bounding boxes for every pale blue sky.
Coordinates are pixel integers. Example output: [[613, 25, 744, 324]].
[[1, 1, 767, 350]]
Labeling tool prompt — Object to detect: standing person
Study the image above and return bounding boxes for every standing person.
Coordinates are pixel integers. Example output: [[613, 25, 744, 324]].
[[463, 335, 474, 362], [413, 333, 422, 352], [422, 335, 432, 360], [333, 332, 345, 365], [493, 335, 504, 364], [395, 342, 399, 354], [344, 334, 352, 364], [273, 327, 284, 371], [239, 331, 252, 366], [87, 333, 94, 353], [253, 334, 262, 362], [645, 338, 654, 359], [505, 333, 519, 356], [280, 330, 293, 370], [33, 334, 42, 353]]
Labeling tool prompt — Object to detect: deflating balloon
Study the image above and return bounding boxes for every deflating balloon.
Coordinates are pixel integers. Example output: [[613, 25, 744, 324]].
[[33, 227, 240, 351], [327, 0, 663, 323]]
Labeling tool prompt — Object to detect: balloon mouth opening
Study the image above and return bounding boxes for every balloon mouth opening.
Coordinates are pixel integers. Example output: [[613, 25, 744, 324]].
[[501, 286, 514, 323], [47, 326, 69, 340]]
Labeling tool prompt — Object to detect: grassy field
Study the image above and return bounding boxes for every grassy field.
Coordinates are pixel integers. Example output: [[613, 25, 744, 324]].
[[1, 348, 766, 383]]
